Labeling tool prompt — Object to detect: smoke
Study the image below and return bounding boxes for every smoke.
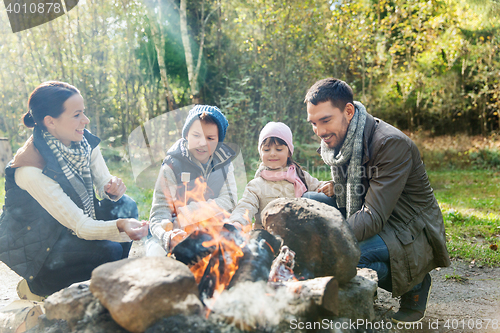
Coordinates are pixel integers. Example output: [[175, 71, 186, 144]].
[[207, 281, 296, 330]]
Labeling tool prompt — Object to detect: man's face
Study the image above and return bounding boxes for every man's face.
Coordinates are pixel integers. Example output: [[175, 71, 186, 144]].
[[186, 119, 219, 164], [307, 101, 355, 150]]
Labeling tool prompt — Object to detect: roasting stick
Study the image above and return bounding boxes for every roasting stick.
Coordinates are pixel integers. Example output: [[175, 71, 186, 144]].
[[181, 172, 190, 206]]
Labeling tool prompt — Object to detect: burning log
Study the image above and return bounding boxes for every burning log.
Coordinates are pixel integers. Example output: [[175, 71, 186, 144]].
[[171, 229, 216, 266], [181, 224, 246, 300], [227, 229, 281, 288], [196, 228, 281, 300]]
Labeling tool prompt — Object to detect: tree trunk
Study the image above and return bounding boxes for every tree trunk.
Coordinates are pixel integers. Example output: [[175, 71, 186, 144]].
[[0, 138, 13, 177], [146, 0, 182, 135], [180, 0, 198, 102], [149, 11, 176, 113]]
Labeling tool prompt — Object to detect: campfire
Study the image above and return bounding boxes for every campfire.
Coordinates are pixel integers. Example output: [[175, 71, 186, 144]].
[[161, 178, 346, 330], [167, 177, 282, 299]]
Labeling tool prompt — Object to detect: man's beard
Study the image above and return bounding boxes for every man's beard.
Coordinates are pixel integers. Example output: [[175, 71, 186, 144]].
[[320, 139, 338, 166]]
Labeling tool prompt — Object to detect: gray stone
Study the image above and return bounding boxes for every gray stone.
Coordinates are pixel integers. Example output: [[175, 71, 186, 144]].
[[89, 257, 203, 333], [262, 198, 360, 285], [44, 282, 95, 327], [0, 300, 44, 333], [337, 268, 378, 321]]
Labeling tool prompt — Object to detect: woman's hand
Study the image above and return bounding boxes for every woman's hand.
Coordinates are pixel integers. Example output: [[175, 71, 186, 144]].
[[317, 182, 335, 197], [117, 219, 149, 240], [105, 176, 126, 200]]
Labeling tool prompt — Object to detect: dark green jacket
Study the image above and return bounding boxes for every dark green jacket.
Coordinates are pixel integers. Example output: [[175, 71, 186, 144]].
[[327, 113, 451, 296]]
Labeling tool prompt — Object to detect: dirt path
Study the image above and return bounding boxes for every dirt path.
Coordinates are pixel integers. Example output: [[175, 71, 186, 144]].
[[375, 260, 500, 332], [1, 243, 500, 332]]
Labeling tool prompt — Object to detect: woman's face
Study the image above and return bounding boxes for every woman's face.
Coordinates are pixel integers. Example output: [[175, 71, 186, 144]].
[[45, 94, 89, 146]]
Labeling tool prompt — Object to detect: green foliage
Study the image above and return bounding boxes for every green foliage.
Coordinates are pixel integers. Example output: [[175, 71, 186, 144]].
[[422, 148, 500, 170], [468, 149, 500, 169], [1, 0, 500, 161]]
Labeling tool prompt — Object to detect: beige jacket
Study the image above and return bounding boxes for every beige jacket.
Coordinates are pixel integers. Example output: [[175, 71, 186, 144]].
[[229, 164, 327, 228]]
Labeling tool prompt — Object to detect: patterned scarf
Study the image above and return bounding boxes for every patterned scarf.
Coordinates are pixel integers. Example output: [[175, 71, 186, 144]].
[[42, 131, 95, 219], [320, 101, 367, 218]]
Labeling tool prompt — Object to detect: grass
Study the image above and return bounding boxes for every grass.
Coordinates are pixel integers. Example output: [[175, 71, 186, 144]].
[[444, 269, 468, 283], [106, 160, 154, 221], [428, 169, 500, 267]]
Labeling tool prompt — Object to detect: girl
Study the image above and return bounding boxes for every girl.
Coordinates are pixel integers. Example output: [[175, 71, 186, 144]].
[[229, 122, 333, 228], [0, 81, 148, 300]]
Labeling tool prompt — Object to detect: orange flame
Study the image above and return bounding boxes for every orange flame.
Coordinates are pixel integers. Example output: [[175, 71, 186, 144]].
[[167, 177, 248, 300]]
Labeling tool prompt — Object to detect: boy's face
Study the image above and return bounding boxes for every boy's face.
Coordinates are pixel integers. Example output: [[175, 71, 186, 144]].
[[186, 119, 219, 164]]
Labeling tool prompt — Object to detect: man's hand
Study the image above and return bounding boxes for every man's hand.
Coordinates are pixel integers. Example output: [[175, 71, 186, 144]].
[[117, 219, 149, 240], [317, 182, 334, 197], [104, 176, 126, 200]]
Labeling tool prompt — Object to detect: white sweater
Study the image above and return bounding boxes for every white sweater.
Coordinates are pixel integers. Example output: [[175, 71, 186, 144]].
[[14, 146, 131, 242]]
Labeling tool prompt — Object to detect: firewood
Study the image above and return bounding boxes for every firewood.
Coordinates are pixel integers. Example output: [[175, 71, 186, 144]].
[[227, 229, 281, 288], [197, 224, 247, 299], [171, 229, 215, 266], [272, 276, 339, 316]]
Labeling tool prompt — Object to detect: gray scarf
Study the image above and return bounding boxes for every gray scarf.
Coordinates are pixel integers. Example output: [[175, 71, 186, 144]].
[[320, 101, 367, 218], [42, 131, 95, 219]]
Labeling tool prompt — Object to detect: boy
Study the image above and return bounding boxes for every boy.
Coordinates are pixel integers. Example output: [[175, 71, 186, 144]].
[[149, 105, 238, 253]]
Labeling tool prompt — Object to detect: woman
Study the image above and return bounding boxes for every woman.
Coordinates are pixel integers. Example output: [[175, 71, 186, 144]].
[[0, 81, 148, 300]]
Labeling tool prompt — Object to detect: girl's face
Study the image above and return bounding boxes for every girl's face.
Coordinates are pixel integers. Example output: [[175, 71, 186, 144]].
[[44, 93, 90, 146], [260, 142, 290, 170]]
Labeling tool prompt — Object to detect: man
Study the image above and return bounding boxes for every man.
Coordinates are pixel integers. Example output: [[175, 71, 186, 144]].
[[304, 78, 450, 323]]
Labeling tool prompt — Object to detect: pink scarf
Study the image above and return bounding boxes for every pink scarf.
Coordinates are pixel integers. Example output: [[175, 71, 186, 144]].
[[260, 164, 307, 198]]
